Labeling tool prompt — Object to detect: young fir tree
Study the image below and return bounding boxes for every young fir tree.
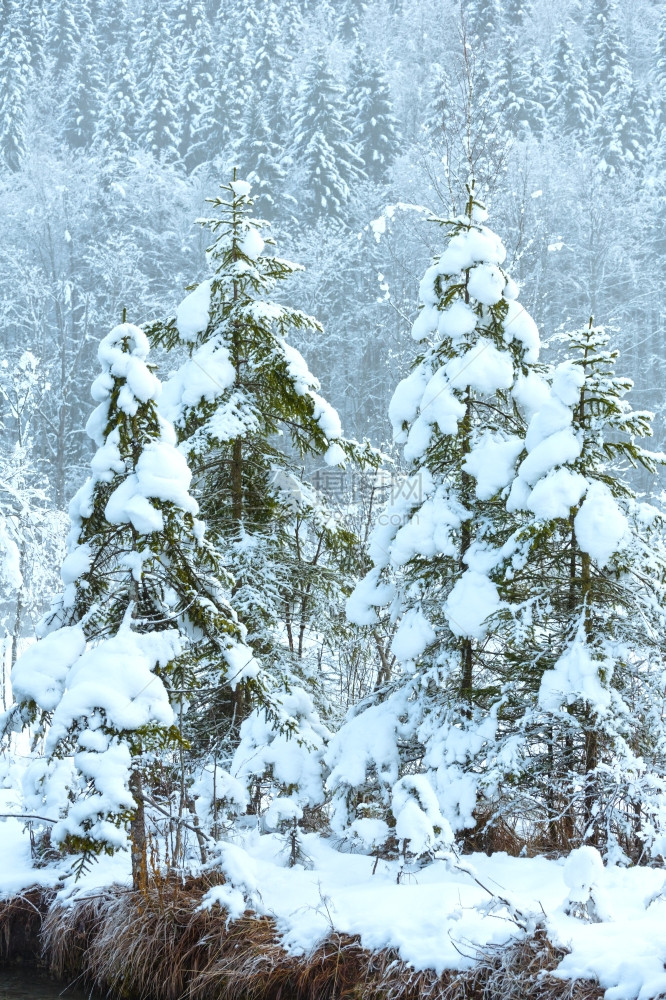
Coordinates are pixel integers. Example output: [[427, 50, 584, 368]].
[[326, 185, 541, 857], [495, 321, 666, 860], [149, 177, 376, 825], [5, 323, 256, 885]]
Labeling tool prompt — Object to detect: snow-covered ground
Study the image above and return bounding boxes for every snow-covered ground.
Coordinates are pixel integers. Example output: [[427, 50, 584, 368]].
[[1, 788, 665, 1000]]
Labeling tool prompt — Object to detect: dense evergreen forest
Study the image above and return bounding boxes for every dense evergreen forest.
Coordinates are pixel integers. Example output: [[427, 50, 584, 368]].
[[1, 0, 666, 893]]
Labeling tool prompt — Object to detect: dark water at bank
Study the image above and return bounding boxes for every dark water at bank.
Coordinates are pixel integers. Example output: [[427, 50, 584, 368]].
[[0, 970, 101, 1000]]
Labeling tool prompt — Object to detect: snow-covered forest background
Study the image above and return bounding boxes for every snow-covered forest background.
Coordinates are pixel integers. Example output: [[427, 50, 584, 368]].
[[2, 0, 665, 502]]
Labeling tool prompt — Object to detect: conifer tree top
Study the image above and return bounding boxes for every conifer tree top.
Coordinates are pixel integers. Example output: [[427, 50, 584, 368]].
[[157, 176, 374, 471], [389, 186, 540, 469], [78, 323, 197, 545], [508, 320, 665, 527], [90, 323, 159, 418]]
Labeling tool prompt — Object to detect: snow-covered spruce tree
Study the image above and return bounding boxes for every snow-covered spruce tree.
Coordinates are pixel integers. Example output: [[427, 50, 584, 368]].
[[141, 41, 182, 166], [236, 102, 289, 221], [656, 11, 666, 128], [6, 323, 256, 885], [46, 0, 81, 81], [61, 23, 105, 149], [96, 0, 130, 55], [93, 50, 142, 161], [24, 0, 47, 77], [326, 185, 540, 858], [336, 0, 368, 42], [236, 7, 298, 192], [526, 53, 557, 138], [290, 47, 366, 220], [587, 6, 631, 115], [347, 43, 401, 185], [494, 321, 666, 861], [189, 28, 252, 170], [135, 6, 171, 107], [502, 0, 532, 40], [250, 2, 288, 98], [492, 48, 527, 133], [149, 177, 376, 830], [0, 8, 31, 173], [587, 12, 649, 176], [583, 0, 614, 50], [465, 0, 502, 47], [175, 4, 214, 172], [546, 27, 595, 139]]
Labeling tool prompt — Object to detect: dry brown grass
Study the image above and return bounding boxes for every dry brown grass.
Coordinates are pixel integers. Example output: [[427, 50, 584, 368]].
[[41, 886, 127, 980], [0, 877, 604, 1000], [0, 888, 51, 965], [459, 813, 526, 857], [463, 928, 604, 1000]]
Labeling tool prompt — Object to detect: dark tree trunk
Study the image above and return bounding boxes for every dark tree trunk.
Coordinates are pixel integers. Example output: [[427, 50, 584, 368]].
[[129, 768, 147, 891]]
